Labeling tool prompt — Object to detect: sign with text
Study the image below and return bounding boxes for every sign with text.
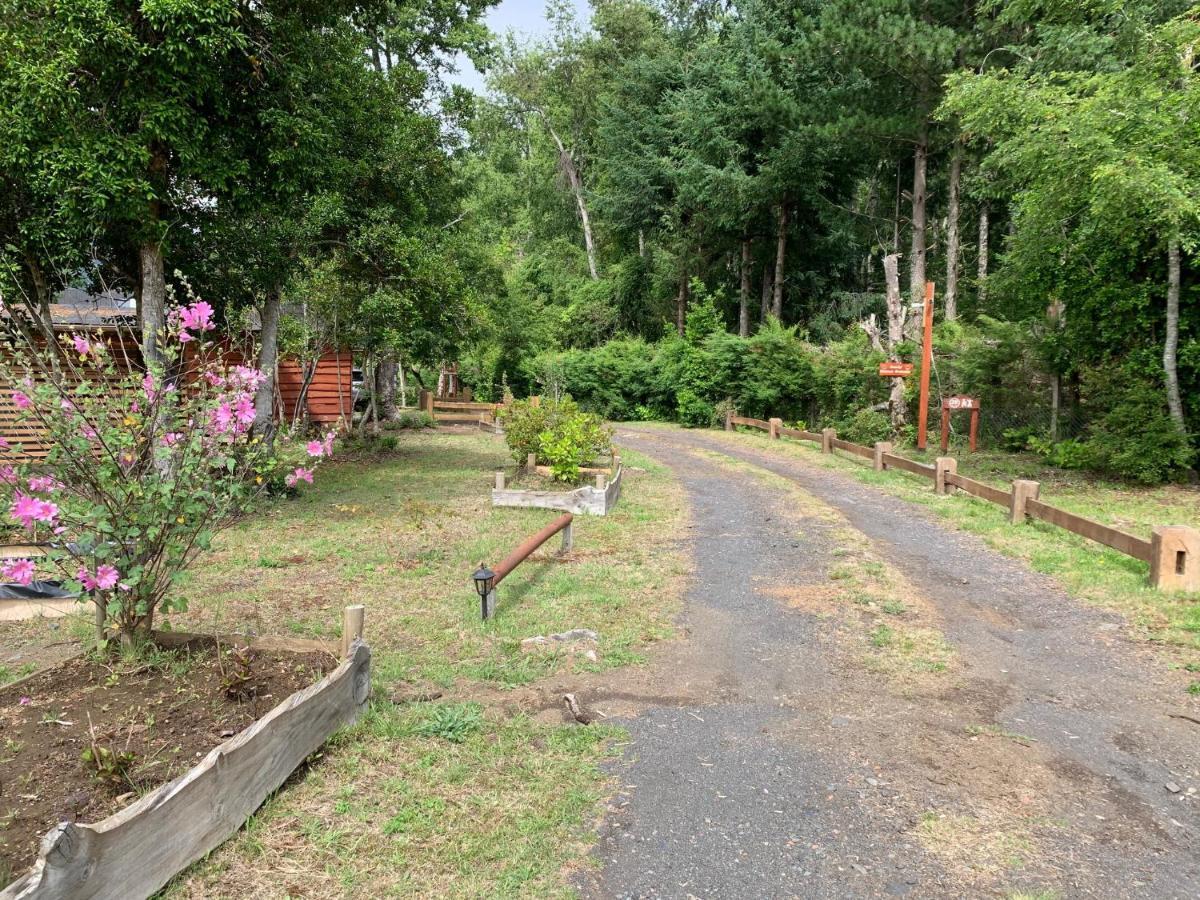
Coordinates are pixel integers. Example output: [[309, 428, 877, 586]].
[[942, 395, 980, 411], [878, 361, 914, 378]]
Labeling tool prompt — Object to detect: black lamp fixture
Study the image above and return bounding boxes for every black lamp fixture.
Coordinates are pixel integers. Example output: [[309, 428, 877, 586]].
[[472, 563, 495, 620]]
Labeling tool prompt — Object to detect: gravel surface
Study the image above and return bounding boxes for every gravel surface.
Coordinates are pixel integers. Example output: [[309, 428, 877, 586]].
[[577, 426, 1200, 900]]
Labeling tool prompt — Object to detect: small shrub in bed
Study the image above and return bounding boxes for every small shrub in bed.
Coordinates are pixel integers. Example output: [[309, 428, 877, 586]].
[[498, 397, 612, 483]]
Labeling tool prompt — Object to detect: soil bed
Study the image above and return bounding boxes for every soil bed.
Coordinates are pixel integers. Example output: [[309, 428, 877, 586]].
[[0, 639, 334, 885]]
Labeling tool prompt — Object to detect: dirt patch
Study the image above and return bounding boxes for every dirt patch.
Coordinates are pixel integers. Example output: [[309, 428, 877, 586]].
[[0, 640, 333, 884]]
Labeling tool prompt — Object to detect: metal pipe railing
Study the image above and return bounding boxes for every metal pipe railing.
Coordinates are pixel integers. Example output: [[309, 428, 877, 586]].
[[473, 513, 573, 620]]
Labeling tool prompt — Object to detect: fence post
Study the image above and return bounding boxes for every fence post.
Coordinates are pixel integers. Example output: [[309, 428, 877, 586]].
[[873, 441, 892, 471], [495, 470, 505, 490], [724, 409, 733, 431], [341, 604, 365, 658], [561, 519, 574, 553], [1010, 479, 1040, 524], [595, 472, 607, 489], [934, 457, 957, 495], [1149, 526, 1200, 592], [526, 452, 537, 474], [769, 417, 782, 439], [821, 428, 836, 454], [420, 389, 434, 416]]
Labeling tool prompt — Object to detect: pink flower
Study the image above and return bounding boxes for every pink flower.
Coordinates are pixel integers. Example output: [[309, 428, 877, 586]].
[[231, 366, 266, 390], [18, 696, 30, 706], [81, 424, 97, 441], [12, 391, 30, 410], [76, 567, 98, 591], [178, 329, 194, 343], [95, 564, 120, 591], [0, 466, 17, 485], [322, 430, 336, 456], [1, 558, 35, 586], [160, 432, 183, 448], [203, 370, 225, 387], [60, 398, 75, 413], [285, 467, 314, 487], [142, 373, 159, 401], [235, 393, 255, 427], [306, 440, 324, 457], [179, 301, 215, 334], [0, 436, 10, 449], [10, 492, 42, 528], [28, 475, 57, 493], [209, 401, 233, 434], [71, 334, 92, 356]]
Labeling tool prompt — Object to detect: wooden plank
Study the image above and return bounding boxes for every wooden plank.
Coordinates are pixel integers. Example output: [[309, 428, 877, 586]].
[[881, 452, 936, 479], [1025, 498, 1153, 563], [433, 401, 499, 412], [730, 416, 770, 431], [1, 641, 371, 900], [831, 438, 874, 460], [779, 426, 820, 442], [945, 473, 1011, 507]]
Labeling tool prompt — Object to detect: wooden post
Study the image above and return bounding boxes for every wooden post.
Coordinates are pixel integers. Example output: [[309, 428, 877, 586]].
[[769, 417, 782, 439], [1149, 526, 1200, 592], [561, 520, 574, 553], [526, 452, 537, 473], [595, 472, 606, 489], [969, 408, 980, 452], [940, 407, 951, 452], [484, 588, 497, 621], [341, 604, 365, 658], [873, 441, 892, 471], [917, 282, 934, 450], [934, 457, 957, 495], [495, 470, 505, 490], [821, 428, 836, 454], [1010, 479, 1040, 525], [420, 389, 434, 416], [724, 409, 733, 431]]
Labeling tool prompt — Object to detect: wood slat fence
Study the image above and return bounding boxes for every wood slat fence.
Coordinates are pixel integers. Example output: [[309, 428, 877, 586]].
[[723, 410, 1198, 592]]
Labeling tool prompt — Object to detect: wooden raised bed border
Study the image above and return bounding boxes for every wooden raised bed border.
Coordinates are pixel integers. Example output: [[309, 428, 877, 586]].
[[491, 462, 623, 516], [1, 606, 370, 900]]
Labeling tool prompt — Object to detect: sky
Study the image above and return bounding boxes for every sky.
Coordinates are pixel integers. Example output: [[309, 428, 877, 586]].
[[448, 0, 592, 94]]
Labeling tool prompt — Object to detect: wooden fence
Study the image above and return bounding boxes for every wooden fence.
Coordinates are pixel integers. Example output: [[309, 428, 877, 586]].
[[723, 410, 1198, 592]]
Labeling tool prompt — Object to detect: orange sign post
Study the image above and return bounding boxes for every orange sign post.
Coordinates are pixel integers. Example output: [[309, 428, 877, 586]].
[[940, 395, 981, 452], [915, 282, 934, 451], [879, 361, 914, 378]]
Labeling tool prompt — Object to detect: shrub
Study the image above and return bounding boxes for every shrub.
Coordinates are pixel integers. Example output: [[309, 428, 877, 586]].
[[837, 408, 892, 446], [498, 397, 612, 481], [675, 388, 715, 428], [0, 293, 332, 646], [1001, 426, 1040, 453], [393, 410, 435, 429]]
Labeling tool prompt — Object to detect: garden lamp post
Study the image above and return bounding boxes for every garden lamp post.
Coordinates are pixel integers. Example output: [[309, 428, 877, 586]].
[[472, 564, 495, 621]]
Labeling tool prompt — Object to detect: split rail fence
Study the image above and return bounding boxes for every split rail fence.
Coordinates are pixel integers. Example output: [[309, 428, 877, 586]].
[[725, 413, 1199, 592]]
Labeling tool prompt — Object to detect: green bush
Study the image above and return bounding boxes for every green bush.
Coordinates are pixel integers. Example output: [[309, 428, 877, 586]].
[[498, 397, 612, 482], [675, 388, 715, 428], [393, 410, 436, 429], [1083, 383, 1194, 483], [837, 408, 892, 446], [1001, 426, 1040, 452]]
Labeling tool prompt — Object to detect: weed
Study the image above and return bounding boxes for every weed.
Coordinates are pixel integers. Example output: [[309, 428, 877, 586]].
[[1184, 662, 1200, 672], [411, 702, 484, 744], [81, 714, 137, 788], [881, 600, 907, 615], [870, 624, 894, 648], [221, 645, 258, 700], [1187, 681, 1200, 696], [966, 724, 1036, 744]]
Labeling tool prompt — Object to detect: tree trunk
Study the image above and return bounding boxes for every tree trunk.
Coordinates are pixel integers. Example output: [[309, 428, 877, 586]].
[[638, 229, 646, 259], [772, 203, 787, 319], [944, 142, 962, 321], [545, 122, 599, 280], [883, 253, 907, 434], [675, 270, 689, 336], [977, 206, 989, 306], [738, 236, 752, 337], [1165, 238, 1186, 434], [398, 360, 408, 408], [909, 128, 928, 308], [376, 353, 400, 420], [252, 292, 281, 437], [760, 264, 773, 325], [1050, 373, 1060, 442], [140, 144, 169, 366]]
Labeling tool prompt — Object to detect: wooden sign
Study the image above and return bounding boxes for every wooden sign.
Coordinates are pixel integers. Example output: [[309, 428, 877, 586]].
[[942, 395, 979, 410], [879, 362, 914, 378]]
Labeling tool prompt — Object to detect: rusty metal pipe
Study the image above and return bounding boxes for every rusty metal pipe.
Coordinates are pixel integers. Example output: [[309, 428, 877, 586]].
[[492, 513, 573, 587]]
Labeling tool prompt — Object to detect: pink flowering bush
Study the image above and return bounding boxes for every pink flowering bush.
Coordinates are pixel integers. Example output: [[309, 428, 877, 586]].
[[0, 294, 339, 645]]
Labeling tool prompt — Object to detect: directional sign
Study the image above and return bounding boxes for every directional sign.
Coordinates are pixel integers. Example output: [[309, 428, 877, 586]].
[[942, 395, 979, 410], [879, 362, 914, 378]]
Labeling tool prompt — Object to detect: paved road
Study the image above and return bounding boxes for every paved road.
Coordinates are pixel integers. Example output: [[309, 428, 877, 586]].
[[577, 426, 1200, 900]]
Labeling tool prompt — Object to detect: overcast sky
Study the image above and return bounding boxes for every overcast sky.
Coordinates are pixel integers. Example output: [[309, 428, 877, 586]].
[[448, 0, 592, 94]]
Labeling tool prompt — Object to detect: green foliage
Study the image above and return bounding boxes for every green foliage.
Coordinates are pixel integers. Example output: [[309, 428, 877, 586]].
[[412, 702, 484, 744], [81, 741, 137, 788], [1081, 372, 1194, 483], [499, 398, 612, 482], [837, 408, 892, 446]]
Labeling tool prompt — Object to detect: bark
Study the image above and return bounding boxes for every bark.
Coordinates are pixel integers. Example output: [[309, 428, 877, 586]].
[[1165, 238, 1186, 434], [772, 203, 788, 319], [376, 353, 400, 420], [909, 127, 928, 307], [858, 313, 884, 353], [140, 144, 169, 365], [944, 142, 962, 321], [977, 206, 989, 306], [1049, 374, 1060, 443], [253, 292, 281, 437], [638, 229, 646, 259], [760, 264, 773, 325], [883, 253, 907, 434], [675, 270, 689, 337], [397, 360, 408, 408], [545, 122, 599, 280], [738, 237, 752, 337]]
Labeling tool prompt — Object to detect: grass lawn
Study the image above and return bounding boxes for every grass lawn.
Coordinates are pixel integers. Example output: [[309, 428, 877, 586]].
[[153, 427, 687, 898], [708, 427, 1200, 664]]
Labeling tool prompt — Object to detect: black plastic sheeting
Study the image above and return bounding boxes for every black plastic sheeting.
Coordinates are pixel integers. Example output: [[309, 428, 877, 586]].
[[0, 580, 76, 601]]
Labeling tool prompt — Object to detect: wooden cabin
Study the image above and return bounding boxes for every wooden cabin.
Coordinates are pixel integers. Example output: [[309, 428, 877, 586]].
[[0, 295, 352, 459]]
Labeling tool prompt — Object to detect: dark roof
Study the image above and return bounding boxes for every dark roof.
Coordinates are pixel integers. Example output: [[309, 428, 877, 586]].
[[51, 288, 138, 328]]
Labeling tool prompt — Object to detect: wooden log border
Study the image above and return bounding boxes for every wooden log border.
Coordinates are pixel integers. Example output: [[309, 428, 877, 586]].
[[1, 641, 370, 900], [945, 472, 1012, 507], [881, 452, 936, 479], [491, 465, 623, 516], [831, 438, 874, 461], [1025, 497, 1153, 563], [729, 415, 770, 431]]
